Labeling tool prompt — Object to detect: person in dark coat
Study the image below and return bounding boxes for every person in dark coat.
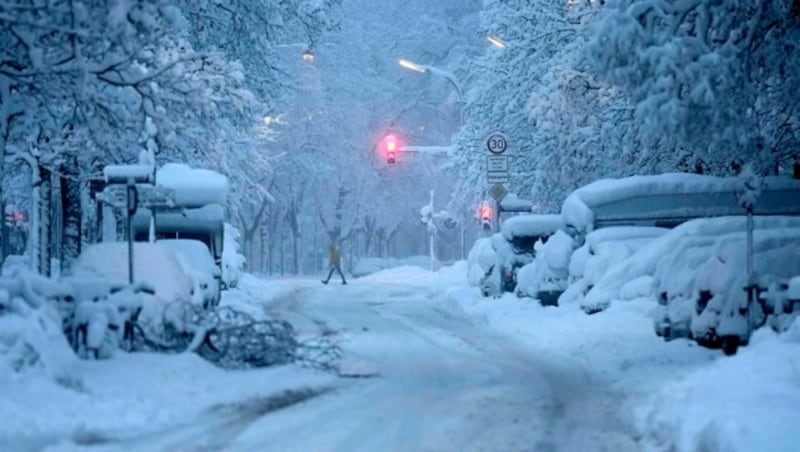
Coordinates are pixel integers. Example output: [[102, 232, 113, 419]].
[[322, 243, 347, 285]]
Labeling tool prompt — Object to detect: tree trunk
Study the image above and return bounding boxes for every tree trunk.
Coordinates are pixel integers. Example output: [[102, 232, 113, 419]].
[[39, 167, 51, 275], [242, 229, 254, 272], [59, 158, 82, 268], [0, 198, 7, 268]]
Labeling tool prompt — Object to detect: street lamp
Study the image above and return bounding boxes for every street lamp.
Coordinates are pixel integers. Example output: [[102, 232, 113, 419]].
[[302, 49, 316, 62], [397, 58, 463, 101], [487, 35, 508, 49]]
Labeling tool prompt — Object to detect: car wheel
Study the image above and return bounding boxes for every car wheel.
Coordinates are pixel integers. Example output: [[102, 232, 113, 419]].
[[721, 336, 740, 356]]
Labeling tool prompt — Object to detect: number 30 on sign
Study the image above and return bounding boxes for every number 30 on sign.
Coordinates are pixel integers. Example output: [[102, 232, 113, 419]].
[[486, 131, 508, 155]]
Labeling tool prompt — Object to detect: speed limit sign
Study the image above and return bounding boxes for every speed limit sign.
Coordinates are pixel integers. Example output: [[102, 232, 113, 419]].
[[486, 131, 508, 154]]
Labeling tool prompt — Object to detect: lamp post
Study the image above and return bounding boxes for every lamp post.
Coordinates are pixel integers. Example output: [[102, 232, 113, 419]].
[[398, 57, 467, 126], [398, 58, 463, 102], [399, 58, 467, 260]]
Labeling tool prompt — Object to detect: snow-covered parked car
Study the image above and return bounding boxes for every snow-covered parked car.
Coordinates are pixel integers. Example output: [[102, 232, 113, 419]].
[[580, 216, 800, 314], [157, 239, 221, 309], [558, 226, 667, 309], [689, 227, 800, 354], [69, 242, 196, 341], [515, 229, 575, 305], [497, 214, 564, 294], [467, 236, 502, 297]]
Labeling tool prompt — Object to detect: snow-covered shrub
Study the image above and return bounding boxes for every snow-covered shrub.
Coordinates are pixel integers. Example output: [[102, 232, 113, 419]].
[[222, 223, 246, 289], [0, 273, 78, 381]]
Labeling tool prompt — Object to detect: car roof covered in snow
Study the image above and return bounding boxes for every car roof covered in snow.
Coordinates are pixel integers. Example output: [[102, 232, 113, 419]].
[[562, 173, 800, 233], [156, 239, 219, 276], [501, 214, 564, 241], [156, 163, 229, 208], [70, 242, 193, 308]]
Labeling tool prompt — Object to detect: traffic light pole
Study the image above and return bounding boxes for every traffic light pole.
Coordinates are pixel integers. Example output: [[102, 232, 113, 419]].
[[429, 189, 436, 272]]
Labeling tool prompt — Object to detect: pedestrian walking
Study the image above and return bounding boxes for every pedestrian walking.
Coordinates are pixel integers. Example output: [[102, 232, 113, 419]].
[[322, 243, 347, 285]]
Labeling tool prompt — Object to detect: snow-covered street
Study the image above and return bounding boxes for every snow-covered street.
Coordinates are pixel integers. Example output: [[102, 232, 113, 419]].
[[6, 265, 798, 452]]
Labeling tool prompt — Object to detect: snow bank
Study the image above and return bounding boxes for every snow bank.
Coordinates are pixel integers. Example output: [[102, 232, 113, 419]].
[[352, 256, 435, 279], [637, 328, 800, 452], [0, 273, 78, 383]]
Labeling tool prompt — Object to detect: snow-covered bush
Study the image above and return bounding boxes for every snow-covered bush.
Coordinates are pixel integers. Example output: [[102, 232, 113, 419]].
[[0, 273, 78, 381], [222, 223, 246, 289]]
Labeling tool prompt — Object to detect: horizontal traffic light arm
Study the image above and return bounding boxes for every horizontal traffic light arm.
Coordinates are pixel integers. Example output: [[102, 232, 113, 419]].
[[398, 145, 454, 155]]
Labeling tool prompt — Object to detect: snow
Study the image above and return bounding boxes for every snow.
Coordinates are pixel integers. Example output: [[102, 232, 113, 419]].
[[516, 229, 574, 298], [790, 277, 800, 300], [499, 194, 532, 212], [351, 256, 433, 278], [222, 223, 246, 289], [2, 266, 800, 451], [156, 240, 218, 276], [156, 239, 220, 307], [69, 242, 195, 326], [500, 214, 563, 241], [581, 216, 800, 313], [466, 237, 496, 287], [155, 163, 229, 208], [562, 173, 800, 234], [637, 328, 800, 452], [103, 165, 153, 184]]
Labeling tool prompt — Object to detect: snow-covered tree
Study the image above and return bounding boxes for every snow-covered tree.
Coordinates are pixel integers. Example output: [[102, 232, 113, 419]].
[[588, 0, 800, 174]]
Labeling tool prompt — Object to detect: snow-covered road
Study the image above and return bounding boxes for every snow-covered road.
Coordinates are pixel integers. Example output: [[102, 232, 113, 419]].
[[139, 271, 639, 451], [7, 265, 800, 452]]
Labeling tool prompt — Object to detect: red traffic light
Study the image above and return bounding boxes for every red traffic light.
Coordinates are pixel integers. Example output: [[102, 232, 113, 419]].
[[381, 133, 402, 164], [479, 205, 493, 221]]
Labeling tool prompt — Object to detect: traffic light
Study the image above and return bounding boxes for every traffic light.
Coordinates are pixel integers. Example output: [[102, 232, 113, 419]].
[[479, 204, 493, 231], [382, 133, 400, 164]]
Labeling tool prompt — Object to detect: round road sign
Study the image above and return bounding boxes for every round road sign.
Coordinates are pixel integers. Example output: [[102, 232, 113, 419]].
[[486, 131, 508, 154]]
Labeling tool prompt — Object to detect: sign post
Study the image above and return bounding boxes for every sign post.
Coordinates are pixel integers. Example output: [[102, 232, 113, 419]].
[[485, 131, 510, 231], [104, 165, 153, 285]]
